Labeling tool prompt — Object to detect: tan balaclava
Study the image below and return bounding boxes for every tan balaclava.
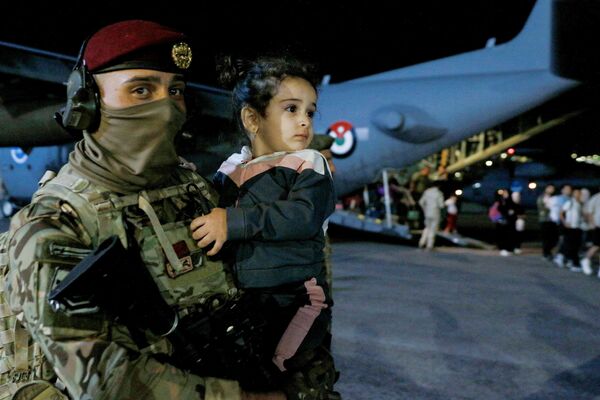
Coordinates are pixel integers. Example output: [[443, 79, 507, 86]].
[[70, 98, 185, 193]]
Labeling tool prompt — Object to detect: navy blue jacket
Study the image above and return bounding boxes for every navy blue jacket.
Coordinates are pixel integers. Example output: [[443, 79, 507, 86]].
[[214, 148, 335, 289]]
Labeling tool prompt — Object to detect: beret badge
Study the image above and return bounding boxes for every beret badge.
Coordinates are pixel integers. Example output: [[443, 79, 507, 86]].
[[171, 42, 192, 70]]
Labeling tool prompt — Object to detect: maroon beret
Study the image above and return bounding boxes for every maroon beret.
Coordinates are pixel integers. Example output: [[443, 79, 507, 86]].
[[84, 20, 192, 73]]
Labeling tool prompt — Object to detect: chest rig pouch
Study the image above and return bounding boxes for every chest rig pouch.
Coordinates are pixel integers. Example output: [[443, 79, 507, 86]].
[[128, 184, 236, 309], [39, 167, 236, 314]]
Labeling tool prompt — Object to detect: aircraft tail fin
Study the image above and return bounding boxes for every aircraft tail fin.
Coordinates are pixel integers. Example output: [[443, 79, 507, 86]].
[[348, 0, 552, 83], [503, 0, 550, 71]]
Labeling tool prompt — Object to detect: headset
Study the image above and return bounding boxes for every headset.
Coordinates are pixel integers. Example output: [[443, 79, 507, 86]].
[[55, 39, 100, 133]]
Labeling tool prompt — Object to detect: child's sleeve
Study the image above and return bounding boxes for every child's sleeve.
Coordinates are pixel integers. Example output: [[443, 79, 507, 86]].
[[227, 153, 335, 241], [213, 170, 239, 208]]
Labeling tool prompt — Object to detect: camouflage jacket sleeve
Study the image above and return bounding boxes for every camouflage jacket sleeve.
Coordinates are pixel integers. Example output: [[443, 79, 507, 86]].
[[5, 196, 242, 400]]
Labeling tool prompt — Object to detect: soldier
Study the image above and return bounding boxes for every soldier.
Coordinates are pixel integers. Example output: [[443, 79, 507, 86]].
[[2, 20, 285, 400]]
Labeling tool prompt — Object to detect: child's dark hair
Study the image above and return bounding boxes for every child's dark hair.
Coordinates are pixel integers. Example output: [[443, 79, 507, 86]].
[[217, 55, 320, 133]]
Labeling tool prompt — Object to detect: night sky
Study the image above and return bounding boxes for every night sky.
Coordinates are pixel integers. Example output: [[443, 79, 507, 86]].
[[1, 1, 536, 84], [1, 1, 599, 176]]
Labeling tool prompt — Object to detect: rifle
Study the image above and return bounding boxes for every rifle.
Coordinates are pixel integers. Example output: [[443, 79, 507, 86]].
[[48, 236, 272, 384]]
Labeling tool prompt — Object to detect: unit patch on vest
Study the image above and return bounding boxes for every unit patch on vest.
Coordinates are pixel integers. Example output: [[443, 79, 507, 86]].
[[165, 240, 195, 278]]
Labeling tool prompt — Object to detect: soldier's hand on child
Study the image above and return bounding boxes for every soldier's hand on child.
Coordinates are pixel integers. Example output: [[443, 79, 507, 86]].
[[191, 208, 228, 256]]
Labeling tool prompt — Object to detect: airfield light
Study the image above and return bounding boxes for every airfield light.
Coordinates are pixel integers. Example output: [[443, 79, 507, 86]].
[[571, 153, 578, 159], [455, 189, 463, 196], [473, 182, 481, 189], [485, 160, 493, 167], [528, 182, 537, 190], [454, 172, 462, 179], [500, 153, 508, 159], [507, 147, 515, 155], [575, 155, 600, 166]]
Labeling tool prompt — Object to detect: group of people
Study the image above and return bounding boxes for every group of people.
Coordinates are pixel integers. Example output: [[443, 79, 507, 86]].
[[537, 184, 600, 277], [0, 20, 341, 400], [341, 168, 460, 250], [496, 182, 600, 277]]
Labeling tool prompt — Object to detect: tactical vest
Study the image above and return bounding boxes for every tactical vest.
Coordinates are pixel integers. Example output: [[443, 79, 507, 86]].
[[0, 164, 238, 398], [35, 166, 237, 307]]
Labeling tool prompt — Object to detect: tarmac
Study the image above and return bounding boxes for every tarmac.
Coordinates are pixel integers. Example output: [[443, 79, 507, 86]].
[[330, 239, 600, 399], [2, 217, 599, 399]]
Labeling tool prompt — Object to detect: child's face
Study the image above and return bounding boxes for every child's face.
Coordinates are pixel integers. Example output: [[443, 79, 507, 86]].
[[253, 77, 317, 156]]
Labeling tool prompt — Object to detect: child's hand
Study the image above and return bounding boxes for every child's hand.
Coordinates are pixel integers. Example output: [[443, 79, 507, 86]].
[[190, 208, 227, 256]]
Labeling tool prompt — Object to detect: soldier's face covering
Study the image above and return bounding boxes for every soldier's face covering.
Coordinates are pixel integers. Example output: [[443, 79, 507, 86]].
[[70, 98, 185, 193]]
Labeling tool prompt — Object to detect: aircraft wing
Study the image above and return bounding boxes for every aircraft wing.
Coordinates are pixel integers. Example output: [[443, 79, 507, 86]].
[[0, 41, 75, 84]]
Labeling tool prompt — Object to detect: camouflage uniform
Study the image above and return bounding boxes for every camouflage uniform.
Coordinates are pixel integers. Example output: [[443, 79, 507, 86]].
[[3, 164, 244, 399]]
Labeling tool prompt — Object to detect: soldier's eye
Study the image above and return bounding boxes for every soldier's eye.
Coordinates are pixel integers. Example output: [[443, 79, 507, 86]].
[[132, 87, 150, 97], [169, 87, 185, 97]]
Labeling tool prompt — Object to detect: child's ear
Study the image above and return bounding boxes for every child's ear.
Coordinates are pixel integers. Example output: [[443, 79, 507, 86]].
[[241, 106, 259, 135]]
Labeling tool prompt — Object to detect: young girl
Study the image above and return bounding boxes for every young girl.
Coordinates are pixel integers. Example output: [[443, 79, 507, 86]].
[[190, 56, 338, 397]]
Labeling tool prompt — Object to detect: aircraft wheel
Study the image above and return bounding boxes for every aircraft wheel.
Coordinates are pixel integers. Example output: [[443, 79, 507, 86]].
[[1, 200, 15, 218]]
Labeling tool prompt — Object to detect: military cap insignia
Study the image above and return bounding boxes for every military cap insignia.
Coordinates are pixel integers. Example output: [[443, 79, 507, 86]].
[[172, 42, 192, 69]]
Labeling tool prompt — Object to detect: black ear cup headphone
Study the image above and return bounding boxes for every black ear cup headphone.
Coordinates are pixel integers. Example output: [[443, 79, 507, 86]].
[[56, 40, 100, 133]]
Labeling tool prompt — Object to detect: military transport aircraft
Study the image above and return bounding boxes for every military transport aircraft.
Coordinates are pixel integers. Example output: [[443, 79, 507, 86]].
[[0, 0, 583, 216]]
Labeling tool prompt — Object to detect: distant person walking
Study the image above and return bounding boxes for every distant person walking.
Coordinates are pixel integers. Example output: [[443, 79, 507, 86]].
[[551, 184, 573, 266], [582, 187, 600, 276], [537, 184, 557, 260], [443, 193, 459, 234], [495, 188, 518, 256], [580, 187, 592, 247], [512, 191, 526, 254], [560, 188, 584, 271], [418, 182, 444, 250]]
